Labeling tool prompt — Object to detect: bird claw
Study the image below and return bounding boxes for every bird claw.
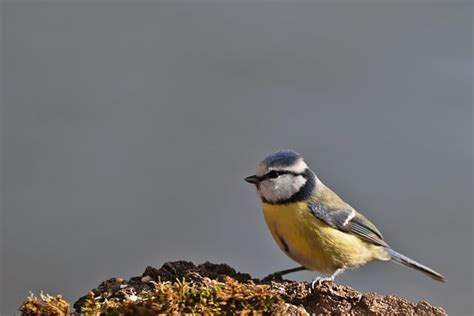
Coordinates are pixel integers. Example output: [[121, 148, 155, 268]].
[[311, 276, 333, 288]]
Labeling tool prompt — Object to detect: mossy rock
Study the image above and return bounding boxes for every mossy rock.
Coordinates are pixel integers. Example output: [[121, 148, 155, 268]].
[[19, 261, 447, 315]]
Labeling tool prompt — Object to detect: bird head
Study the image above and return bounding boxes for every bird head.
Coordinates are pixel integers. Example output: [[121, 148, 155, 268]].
[[245, 150, 317, 204]]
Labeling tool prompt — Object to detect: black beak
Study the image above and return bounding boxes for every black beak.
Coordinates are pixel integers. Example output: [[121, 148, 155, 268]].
[[244, 175, 260, 184]]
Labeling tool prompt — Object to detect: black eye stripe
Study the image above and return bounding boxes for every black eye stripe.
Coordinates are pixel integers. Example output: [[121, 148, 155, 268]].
[[266, 171, 280, 179], [260, 170, 302, 180]]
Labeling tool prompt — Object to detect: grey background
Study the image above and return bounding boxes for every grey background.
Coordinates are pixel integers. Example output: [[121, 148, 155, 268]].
[[2, 2, 472, 315]]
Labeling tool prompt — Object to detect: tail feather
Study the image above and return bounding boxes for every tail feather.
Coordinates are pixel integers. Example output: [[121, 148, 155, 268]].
[[385, 248, 446, 282]]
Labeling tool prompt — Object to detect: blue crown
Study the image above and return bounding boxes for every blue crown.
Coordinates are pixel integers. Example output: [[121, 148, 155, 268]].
[[263, 150, 301, 168]]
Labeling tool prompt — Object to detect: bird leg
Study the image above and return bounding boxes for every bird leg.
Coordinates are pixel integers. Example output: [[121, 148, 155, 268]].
[[311, 268, 345, 288], [262, 266, 308, 281]]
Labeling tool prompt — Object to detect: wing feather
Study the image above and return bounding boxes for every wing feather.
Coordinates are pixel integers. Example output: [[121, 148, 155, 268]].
[[309, 200, 388, 247]]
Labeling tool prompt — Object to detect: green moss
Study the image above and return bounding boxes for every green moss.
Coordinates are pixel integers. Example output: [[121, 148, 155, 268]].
[[20, 277, 282, 315]]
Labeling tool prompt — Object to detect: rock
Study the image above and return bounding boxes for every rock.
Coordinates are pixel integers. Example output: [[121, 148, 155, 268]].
[[21, 261, 447, 315]]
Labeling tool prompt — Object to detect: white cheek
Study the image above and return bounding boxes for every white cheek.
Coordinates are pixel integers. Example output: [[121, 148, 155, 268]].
[[259, 175, 307, 202]]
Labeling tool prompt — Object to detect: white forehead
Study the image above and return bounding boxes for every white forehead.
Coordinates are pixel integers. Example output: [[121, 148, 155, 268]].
[[256, 157, 308, 177]]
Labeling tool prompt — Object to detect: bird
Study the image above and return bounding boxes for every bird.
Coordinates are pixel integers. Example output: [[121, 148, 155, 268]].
[[244, 150, 446, 285]]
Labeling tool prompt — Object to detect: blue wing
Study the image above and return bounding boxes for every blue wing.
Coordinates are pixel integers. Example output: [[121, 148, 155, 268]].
[[309, 201, 388, 247]]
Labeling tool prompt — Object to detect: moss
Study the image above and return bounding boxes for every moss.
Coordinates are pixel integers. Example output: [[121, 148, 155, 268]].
[[21, 277, 281, 315], [19, 292, 70, 316]]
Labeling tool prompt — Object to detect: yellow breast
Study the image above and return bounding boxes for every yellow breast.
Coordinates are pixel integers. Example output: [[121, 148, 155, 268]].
[[262, 201, 382, 274]]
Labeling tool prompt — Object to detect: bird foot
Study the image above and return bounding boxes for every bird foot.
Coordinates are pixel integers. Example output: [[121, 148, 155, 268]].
[[311, 276, 334, 288]]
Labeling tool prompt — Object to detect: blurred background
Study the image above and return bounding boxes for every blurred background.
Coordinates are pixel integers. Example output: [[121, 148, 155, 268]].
[[2, 2, 472, 315]]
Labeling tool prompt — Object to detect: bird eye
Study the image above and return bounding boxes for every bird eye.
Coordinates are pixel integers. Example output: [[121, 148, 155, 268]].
[[266, 171, 281, 179]]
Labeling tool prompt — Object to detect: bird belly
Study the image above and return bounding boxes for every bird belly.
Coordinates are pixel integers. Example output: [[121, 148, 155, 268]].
[[262, 202, 382, 274]]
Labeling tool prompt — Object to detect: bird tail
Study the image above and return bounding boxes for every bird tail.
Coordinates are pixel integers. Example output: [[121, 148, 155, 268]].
[[385, 248, 446, 282]]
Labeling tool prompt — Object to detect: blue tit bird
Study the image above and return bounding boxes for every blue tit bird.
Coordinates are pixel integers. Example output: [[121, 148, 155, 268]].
[[245, 150, 445, 284]]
